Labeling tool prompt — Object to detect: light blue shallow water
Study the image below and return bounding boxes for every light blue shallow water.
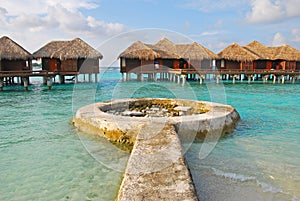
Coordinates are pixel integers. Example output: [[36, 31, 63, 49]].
[[0, 68, 299, 200]]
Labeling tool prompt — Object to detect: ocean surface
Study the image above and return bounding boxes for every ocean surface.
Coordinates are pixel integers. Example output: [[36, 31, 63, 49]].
[[0, 67, 299, 201]]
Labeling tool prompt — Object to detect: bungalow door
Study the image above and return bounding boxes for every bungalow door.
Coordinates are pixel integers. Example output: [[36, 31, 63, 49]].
[[49, 59, 58, 71]]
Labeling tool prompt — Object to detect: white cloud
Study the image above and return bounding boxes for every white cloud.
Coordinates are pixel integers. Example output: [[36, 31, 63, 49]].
[[291, 28, 300, 43], [182, 0, 248, 12], [0, 0, 98, 15], [0, 7, 8, 25], [201, 31, 219, 36], [272, 32, 286, 46], [0, 1, 125, 52], [247, 0, 300, 23]]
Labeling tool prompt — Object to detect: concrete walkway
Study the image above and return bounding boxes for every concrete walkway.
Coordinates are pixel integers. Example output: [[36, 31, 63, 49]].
[[117, 122, 199, 201]]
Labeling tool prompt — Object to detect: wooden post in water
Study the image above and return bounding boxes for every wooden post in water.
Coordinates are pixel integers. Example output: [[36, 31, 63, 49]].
[[292, 76, 296, 84], [216, 75, 220, 84], [248, 75, 252, 84], [177, 75, 180, 84], [127, 73, 131, 81], [75, 75, 79, 83], [0, 77, 3, 91], [94, 73, 98, 83], [59, 75, 65, 84], [141, 74, 144, 82], [23, 77, 28, 91], [232, 75, 236, 84], [182, 75, 186, 86], [199, 75, 203, 85], [281, 75, 285, 84], [273, 75, 276, 84], [46, 77, 52, 90]]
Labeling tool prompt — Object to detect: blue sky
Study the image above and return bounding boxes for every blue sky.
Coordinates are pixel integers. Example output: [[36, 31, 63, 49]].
[[1, 0, 300, 66]]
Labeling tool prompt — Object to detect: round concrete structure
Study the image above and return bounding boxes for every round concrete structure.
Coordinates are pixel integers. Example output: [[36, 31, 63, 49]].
[[72, 98, 240, 201], [73, 98, 240, 149]]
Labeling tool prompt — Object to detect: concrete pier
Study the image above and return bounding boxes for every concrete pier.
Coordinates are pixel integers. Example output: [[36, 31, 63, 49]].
[[118, 123, 198, 201], [73, 98, 240, 201]]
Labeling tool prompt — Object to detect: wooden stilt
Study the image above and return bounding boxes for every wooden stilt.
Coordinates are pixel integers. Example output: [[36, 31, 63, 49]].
[[23, 77, 28, 91], [0, 77, 3, 91], [47, 77, 52, 90], [95, 73, 98, 83], [182, 75, 186, 86]]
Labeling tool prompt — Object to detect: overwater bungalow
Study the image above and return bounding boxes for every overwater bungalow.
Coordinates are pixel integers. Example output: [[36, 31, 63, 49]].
[[119, 40, 178, 74], [0, 36, 32, 89], [151, 38, 218, 71], [217, 43, 260, 71], [33, 38, 103, 82], [245, 41, 300, 71], [119, 38, 218, 81], [244, 41, 274, 70], [0, 36, 32, 72], [270, 44, 300, 70]]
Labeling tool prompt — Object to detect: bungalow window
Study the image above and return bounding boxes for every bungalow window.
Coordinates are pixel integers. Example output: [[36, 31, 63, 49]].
[[212, 60, 216, 70], [121, 58, 126, 67], [221, 60, 225, 68]]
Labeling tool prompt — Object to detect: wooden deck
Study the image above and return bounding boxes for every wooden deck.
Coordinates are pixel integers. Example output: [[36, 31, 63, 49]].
[[168, 69, 300, 76], [0, 70, 79, 77]]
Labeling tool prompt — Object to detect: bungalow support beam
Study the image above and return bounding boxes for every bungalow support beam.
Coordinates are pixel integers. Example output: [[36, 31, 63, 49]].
[[181, 75, 186, 86], [177, 75, 181, 84], [75, 75, 79, 83], [137, 73, 142, 81], [232, 75, 237, 84], [262, 75, 269, 83], [292, 76, 297, 84], [173, 74, 176, 82], [95, 74, 98, 83], [127, 73, 131, 81], [153, 73, 157, 82], [59, 75, 65, 84], [47, 77, 53, 90], [216, 75, 221, 84], [273, 75, 276, 84], [281, 75, 285, 84], [248, 75, 252, 84], [22, 77, 29, 91], [89, 74, 92, 82], [0, 77, 3, 91], [199, 75, 204, 85]]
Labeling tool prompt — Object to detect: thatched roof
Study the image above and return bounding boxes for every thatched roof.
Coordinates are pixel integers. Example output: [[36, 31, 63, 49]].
[[119, 38, 218, 60], [179, 42, 218, 60], [154, 38, 178, 53], [146, 44, 180, 59], [119, 41, 161, 60], [218, 43, 261, 62], [245, 40, 300, 61], [33, 38, 102, 60], [245, 41, 274, 60], [271, 44, 300, 61], [0, 36, 32, 60], [33, 41, 68, 58]]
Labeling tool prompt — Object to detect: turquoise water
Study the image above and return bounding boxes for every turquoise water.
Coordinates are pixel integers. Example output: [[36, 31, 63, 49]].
[[0, 68, 299, 200]]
